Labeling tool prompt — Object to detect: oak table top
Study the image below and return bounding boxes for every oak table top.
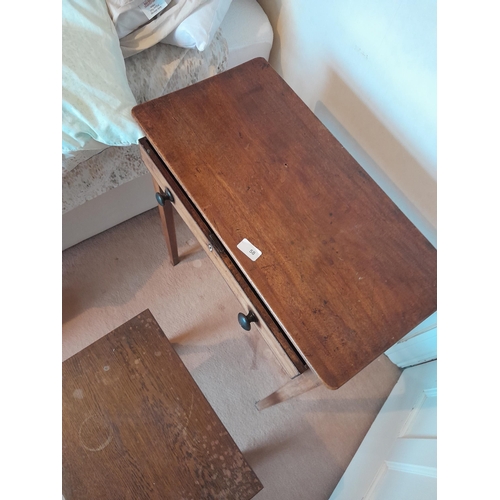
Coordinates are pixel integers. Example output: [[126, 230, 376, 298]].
[[132, 58, 437, 390], [62, 310, 262, 499]]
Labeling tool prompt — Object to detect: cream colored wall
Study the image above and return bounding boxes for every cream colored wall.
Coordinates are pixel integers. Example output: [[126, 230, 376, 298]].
[[257, 0, 436, 247]]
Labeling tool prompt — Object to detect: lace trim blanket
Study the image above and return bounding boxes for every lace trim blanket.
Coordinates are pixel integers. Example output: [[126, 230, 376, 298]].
[[62, 29, 228, 214]]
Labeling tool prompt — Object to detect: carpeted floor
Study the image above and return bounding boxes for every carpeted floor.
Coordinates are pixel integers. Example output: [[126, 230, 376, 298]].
[[62, 207, 402, 500]]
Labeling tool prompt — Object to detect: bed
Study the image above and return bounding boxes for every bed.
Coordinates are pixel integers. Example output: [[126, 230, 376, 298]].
[[62, 0, 273, 250]]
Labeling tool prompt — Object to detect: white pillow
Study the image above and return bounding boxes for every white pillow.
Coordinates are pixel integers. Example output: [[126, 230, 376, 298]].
[[160, 0, 232, 51], [62, 0, 143, 155]]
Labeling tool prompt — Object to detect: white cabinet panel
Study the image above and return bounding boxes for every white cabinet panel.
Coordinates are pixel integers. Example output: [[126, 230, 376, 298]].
[[329, 360, 437, 500]]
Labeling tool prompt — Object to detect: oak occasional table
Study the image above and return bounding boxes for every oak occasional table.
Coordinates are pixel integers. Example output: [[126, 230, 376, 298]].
[[132, 58, 437, 409], [62, 310, 263, 499]]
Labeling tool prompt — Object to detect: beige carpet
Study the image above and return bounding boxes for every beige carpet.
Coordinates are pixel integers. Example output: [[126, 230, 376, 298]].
[[62, 207, 402, 500]]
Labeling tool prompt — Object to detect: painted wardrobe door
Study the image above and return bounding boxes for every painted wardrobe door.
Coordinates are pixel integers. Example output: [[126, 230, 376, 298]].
[[329, 360, 437, 500]]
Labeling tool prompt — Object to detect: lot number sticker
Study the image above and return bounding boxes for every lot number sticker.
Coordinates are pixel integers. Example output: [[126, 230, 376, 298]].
[[237, 238, 262, 261]]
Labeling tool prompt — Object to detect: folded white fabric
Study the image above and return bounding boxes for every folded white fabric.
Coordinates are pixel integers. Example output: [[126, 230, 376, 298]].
[[160, 0, 232, 51], [62, 0, 142, 155], [117, 0, 210, 58]]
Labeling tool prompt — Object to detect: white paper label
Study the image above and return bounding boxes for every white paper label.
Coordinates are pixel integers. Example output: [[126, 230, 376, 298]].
[[237, 238, 262, 261], [140, 0, 168, 20]]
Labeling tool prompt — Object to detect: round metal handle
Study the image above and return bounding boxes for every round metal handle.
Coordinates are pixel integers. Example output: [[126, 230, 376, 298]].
[[155, 188, 174, 206], [238, 311, 257, 331]]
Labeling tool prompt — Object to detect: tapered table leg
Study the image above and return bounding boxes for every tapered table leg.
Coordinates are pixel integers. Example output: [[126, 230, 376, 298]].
[[152, 177, 179, 266], [255, 368, 322, 411]]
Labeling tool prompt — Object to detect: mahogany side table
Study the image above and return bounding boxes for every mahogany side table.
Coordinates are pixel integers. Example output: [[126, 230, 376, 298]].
[[132, 58, 437, 409]]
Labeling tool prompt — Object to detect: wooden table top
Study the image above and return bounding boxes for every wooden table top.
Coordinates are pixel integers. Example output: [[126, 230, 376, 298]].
[[132, 58, 437, 389], [62, 310, 262, 499]]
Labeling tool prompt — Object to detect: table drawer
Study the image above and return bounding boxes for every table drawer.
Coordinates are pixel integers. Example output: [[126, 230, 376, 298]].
[[139, 139, 306, 378]]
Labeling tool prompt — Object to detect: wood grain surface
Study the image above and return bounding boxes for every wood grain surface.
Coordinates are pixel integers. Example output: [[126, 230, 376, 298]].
[[62, 310, 263, 499], [132, 58, 437, 389], [139, 138, 307, 378]]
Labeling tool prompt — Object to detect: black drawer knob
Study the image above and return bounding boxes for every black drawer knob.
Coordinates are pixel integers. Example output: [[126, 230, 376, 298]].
[[155, 188, 174, 206], [238, 311, 257, 331]]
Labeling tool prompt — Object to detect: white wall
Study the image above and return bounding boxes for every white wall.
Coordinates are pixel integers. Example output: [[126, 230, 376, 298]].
[[257, 0, 437, 247]]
